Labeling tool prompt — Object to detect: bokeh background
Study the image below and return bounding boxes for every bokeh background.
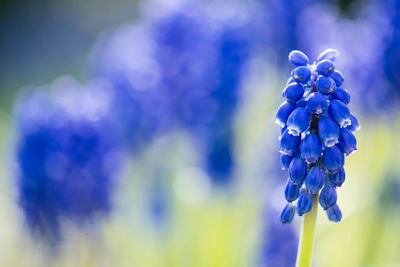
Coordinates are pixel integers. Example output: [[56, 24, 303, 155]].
[[0, 0, 399, 266]]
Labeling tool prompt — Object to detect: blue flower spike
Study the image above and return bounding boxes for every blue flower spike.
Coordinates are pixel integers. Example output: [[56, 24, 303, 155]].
[[277, 49, 360, 223]]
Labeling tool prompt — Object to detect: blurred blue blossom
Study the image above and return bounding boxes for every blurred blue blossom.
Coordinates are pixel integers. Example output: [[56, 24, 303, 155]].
[[15, 77, 122, 241], [90, 0, 253, 185]]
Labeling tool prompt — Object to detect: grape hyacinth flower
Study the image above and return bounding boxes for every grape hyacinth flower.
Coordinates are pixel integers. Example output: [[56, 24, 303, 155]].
[[15, 77, 122, 242], [275, 49, 360, 266]]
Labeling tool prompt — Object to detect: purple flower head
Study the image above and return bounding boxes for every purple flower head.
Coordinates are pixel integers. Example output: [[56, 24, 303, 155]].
[[276, 50, 359, 222]]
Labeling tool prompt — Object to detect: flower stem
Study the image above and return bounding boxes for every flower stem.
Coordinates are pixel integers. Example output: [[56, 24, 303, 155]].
[[295, 192, 319, 267]]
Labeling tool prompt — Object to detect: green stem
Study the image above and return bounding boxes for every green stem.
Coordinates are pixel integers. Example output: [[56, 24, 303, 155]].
[[295, 192, 319, 267]]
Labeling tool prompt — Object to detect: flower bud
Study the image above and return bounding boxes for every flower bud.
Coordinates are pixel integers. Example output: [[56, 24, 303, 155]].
[[319, 186, 337, 210], [329, 99, 351, 128], [316, 59, 335, 76], [291, 66, 312, 84], [346, 114, 360, 133], [318, 116, 339, 147], [326, 204, 342, 222], [306, 92, 329, 115], [317, 48, 339, 62], [338, 128, 357, 156], [328, 167, 345, 187], [288, 50, 309, 66], [332, 88, 350, 105], [289, 156, 307, 184], [300, 133, 322, 164], [297, 189, 313, 216], [330, 70, 344, 87], [275, 101, 296, 127], [280, 129, 300, 156], [287, 107, 310, 136], [285, 180, 301, 202], [280, 153, 294, 170], [280, 203, 296, 223], [284, 82, 304, 103], [322, 145, 344, 174], [316, 76, 336, 95], [305, 166, 325, 194]]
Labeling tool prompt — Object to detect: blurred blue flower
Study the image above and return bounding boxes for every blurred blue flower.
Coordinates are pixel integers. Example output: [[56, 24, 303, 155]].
[[90, 0, 253, 185], [15, 77, 122, 241]]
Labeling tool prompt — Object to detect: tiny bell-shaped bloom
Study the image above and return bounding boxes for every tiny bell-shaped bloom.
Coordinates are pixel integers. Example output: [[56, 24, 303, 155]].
[[316, 76, 336, 95], [328, 167, 345, 187], [300, 133, 322, 164], [346, 114, 360, 133], [291, 66, 312, 84], [284, 82, 304, 103], [305, 166, 325, 194], [288, 50, 309, 66], [318, 116, 339, 147], [319, 186, 337, 210], [338, 128, 357, 156], [330, 70, 344, 87], [322, 145, 344, 174], [306, 92, 329, 115], [316, 59, 335, 76], [329, 99, 351, 128], [331, 88, 350, 105], [285, 180, 301, 202], [275, 101, 296, 127], [280, 129, 301, 156], [289, 156, 307, 184], [326, 204, 342, 222], [317, 48, 339, 62], [297, 189, 313, 216], [287, 107, 310, 136], [280, 153, 294, 170], [280, 203, 296, 224]]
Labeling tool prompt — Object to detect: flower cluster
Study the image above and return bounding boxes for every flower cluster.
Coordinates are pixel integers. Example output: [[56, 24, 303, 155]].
[[15, 77, 121, 240], [276, 49, 360, 223]]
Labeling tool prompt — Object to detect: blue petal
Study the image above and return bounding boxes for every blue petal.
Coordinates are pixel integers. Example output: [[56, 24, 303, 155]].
[[280, 153, 294, 170], [297, 189, 313, 216], [284, 82, 305, 103], [329, 70, 344, 87], [275, 101, 296, 127], [288, 50, 309, 66], [328, 167, 345, 187], [289, 156, 307, 184], [318, 116, 339, 147], [291, 66, 312, 84], [338, 128, 357, 156], [332, 88, 350, 105], [319, 186, 337, 210], [280, 129, 301, 156], [280, 203, 296, 223], [317, 49, 339, 62], [329, 99, 351, 128], [300, 133, 322, 164], [322, 145, 344, 174], [305, 166, 325, 194], [285, 180, 301, 202], [287, 107, 310, 136], [306, 92, 329, 115], [316, 76, 336, 95], [345, 114, 360, 133], [316, 59, 335, 76], [326, 204, 342, 222]]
